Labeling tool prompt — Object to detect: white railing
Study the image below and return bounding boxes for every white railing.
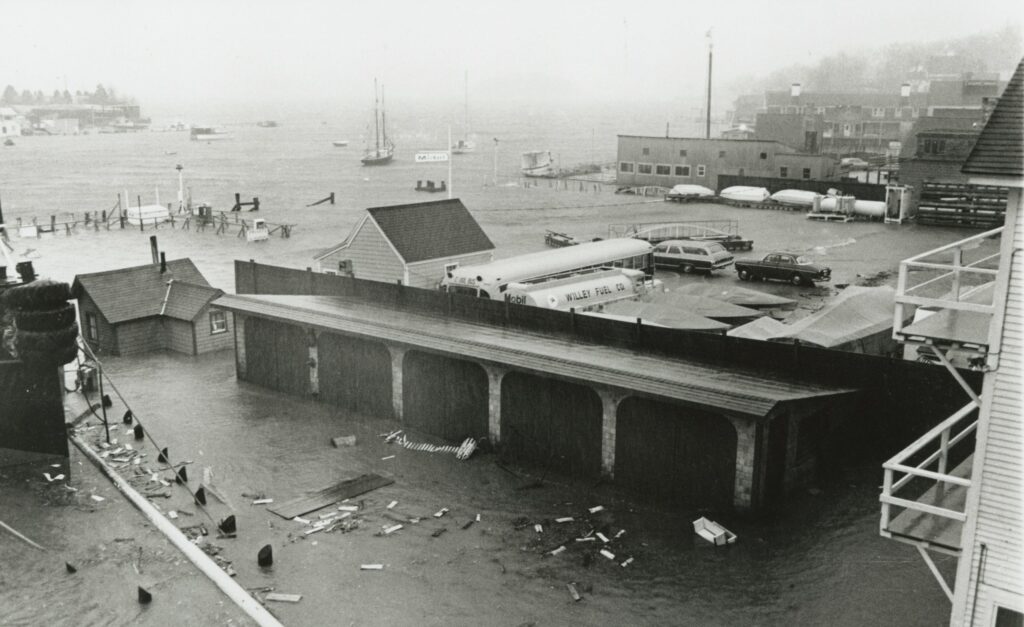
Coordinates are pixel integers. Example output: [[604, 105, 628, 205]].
[[893, 227, 1003, 340], [879, 401, 978, 545]]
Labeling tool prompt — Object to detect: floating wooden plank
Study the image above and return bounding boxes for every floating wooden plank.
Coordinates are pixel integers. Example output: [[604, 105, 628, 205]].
[[265, 593, 302, 603], [268, 474, 393, 520]]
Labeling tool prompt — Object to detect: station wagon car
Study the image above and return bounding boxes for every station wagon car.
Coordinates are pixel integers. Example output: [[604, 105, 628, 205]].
[[734, 252, 831, 286], [652, 240, 734, 274]]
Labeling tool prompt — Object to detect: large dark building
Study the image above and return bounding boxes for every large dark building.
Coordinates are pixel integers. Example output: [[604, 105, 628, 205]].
[[616, 135, 836, 190]]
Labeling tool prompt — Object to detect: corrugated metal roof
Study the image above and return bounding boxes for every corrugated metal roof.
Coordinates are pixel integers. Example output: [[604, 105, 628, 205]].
[[962, 58, 1024, 179], [72, 259, 210, 324], [215, 294, 858, 418], [162, 280, 224, 321], [364, 199, 494, 264]]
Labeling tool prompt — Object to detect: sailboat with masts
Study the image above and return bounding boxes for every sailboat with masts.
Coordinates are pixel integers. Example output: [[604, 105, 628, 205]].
[[362, 79, 394, 166], [452, 71, 475, 154]]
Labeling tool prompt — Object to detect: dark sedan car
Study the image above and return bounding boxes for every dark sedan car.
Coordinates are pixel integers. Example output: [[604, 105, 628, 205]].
[[734, 252, 831, 286]]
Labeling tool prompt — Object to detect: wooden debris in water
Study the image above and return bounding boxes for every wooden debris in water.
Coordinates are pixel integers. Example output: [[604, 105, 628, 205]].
[[549, 545, 566, 556], [269, 474, 393, 520], [0, 520, 46, 551], [360, 564, 384, 570], [265, 592, 302, 603], [567, 583, 581, 602], [588, 505, 604, 514]]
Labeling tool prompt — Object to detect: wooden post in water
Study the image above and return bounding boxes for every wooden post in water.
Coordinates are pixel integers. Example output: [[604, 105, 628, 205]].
[[50, 215, 55, 233]]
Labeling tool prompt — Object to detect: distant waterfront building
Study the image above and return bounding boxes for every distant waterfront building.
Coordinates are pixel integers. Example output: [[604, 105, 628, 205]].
[[742, 77, 1004, 157], [615, 135, 836, 190], [314, 198, 495, 289], [0, 107, 22, 137], [878, 58, 1023, 626], [896, 110, 986, 213]]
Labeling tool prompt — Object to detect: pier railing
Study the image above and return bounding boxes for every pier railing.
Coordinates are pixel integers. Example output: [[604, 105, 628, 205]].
[[11, 207, 294, 239], [893, 226, 1002, 352], [879, 400, 978, 555]]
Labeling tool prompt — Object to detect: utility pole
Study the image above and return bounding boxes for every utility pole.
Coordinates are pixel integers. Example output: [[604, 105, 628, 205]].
[[705, 29, 713, 140]]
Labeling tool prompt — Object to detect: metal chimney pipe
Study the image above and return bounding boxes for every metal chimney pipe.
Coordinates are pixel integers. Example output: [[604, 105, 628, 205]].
[[160, 252, 167, 274]]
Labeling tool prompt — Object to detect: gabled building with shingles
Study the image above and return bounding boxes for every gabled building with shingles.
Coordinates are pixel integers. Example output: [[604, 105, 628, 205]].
[[72, 258, 233, 356], [314, 198, 495, 289]]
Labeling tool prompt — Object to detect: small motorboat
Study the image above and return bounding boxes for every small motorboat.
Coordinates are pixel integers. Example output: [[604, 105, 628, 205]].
[[332, 140, 349, 147], [692, 516, 737, 546], [544, 230, 579, 248]]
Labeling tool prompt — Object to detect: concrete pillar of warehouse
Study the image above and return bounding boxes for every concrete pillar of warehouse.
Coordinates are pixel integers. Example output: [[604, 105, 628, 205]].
[[307, 330, 319, 398], [233, 314, 247, 379], [482, 364, 507, 445], [727, 416, 761, 511], [387, 346, 407, 421], [597, 389, 627, 480]]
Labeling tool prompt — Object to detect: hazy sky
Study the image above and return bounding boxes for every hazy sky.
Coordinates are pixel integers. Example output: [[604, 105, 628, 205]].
[[2, 0, 1021, 113]]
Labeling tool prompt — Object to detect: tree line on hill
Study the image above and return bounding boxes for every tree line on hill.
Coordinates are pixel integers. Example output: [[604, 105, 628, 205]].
[[728, 25, 1021, 95], [1, 83, 131, 106]]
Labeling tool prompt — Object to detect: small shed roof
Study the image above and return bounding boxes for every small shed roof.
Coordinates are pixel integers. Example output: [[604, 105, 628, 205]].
[[161, 280, 224, 322], [962, 58, 1023, 179], [72, 259, 211, 324], [316, 199, 494, 264]]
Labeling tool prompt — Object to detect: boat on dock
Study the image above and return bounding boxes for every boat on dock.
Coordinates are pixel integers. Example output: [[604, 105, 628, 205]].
[[521, 151, 556, 178], [544, 230, 579, 248], [719, 186, 770, 203], [125, 204, 171, 226], [332, 140, 349, 147], [361, 79, 394, 166]]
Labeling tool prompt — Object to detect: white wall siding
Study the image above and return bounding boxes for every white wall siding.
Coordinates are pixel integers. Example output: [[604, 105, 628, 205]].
[[954, 191, 1024, 626], [320, 221, 405, 283]]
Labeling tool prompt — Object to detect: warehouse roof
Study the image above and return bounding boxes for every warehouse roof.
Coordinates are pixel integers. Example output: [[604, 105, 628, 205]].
[[215, 293, 858, 419]]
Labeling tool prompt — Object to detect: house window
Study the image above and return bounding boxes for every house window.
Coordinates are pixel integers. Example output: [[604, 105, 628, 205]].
[[85, 311, 99, 341], [675, 165, 691, 176], [759, 152, 768, 160], [209, 310, 227, 334], [642, 147, 650, 156], [679, 149, 688, 157], [816, 106, 826, 115], [655, 164, 671, 175], [872, 107, 885, 117], [911, 108, 920, 118], [637, 163, 653, 174], [993, 606, 1023, 627], [619, 161, 634, 172], [802, 168, 811, 179], [780, 166, 789, 178], [718, 150, 726, 158], [894, 108, 903, 118], [922, 138, 947, 155], [696, 165, 706, 177]]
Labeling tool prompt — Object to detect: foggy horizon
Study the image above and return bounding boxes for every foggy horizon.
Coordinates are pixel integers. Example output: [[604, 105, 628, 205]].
[[2, 0, 1022, 119]]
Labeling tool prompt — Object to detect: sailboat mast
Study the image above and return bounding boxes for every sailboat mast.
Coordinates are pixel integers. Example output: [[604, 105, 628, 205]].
[[464, 70, 469, 140], [381, 84, 388, 147], [705, 31, 713, 140], [374, 79, 380, 153]]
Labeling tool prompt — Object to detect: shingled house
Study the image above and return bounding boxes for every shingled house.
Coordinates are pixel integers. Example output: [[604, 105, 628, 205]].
[[72, 258, 233, 356], [314, 198, 494, 289]]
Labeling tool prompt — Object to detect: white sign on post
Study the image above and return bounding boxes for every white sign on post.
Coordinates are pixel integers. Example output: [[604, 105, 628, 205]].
[[415, 151, 450, 163]]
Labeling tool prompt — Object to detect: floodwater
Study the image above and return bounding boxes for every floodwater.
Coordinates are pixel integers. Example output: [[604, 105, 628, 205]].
[[0, 109, 971, 625]]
